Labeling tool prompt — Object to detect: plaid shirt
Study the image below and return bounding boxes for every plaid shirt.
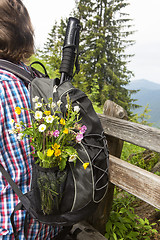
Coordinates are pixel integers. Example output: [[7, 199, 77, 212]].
[[0, 65, 61, 239]]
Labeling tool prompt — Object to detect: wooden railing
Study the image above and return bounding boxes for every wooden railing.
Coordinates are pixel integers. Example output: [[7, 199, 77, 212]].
[[72, 100, 160, 239], [100, 113, 160, 209]]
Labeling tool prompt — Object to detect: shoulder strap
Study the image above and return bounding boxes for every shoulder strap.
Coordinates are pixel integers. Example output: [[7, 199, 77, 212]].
[[0, 163, 36, 214], [0, 59, 33, 83], [30, 61, 49, 78], [0, 163, 24, 198], [0, 163, 37, 239]]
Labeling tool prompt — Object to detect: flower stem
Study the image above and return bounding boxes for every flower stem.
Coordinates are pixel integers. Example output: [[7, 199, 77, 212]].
[[43, 132, 45, 152]]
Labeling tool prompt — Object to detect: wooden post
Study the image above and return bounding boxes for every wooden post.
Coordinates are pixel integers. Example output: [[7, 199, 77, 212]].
[[87, 100, 128, 235]]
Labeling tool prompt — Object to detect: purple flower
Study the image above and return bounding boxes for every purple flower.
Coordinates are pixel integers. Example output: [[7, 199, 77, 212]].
[[53, 130, 60, 138], [76, 133, 83, 142], [80, 125, 87, 134]]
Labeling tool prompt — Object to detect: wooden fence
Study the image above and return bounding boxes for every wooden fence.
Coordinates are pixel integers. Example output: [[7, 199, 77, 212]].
[[72, 100, 160, 239]]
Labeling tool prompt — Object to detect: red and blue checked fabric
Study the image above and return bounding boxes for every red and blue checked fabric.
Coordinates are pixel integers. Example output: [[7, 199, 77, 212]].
[[0, 65, 61, 239]]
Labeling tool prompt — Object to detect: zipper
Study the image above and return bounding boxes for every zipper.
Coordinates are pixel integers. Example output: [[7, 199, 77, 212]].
[[76, 100, 88, 114], [60, 88, 75, 101]]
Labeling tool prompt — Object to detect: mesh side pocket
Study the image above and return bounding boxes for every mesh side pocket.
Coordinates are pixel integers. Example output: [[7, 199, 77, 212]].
[[82, 133, 109, 203], [32, 163, 67, 215]]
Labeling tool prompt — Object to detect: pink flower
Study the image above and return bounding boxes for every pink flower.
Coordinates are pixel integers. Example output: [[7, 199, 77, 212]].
[[76, 133, 83, 142], [80, 125, 87, 134], [53, 130, 60, 138]]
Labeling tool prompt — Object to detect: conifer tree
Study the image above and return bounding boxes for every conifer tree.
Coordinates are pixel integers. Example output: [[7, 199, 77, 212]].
[[39, 0, 139, 115], [37, 19, 66, 78], [73, 0, 139, 114]]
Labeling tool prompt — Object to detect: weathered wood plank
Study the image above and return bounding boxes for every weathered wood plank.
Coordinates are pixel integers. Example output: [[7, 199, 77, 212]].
[[98, 114, 160, 153], [71, 221, 107, 240], [109, 155, 160, 209]]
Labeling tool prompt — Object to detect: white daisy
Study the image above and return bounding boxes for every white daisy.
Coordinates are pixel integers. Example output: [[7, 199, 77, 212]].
[[35, 111, 43, 120], [35, 102, 42, 109], [38, 124, 46, 132], [68, 155, 77, 162], [52, 102, 56, 108], [74, 106, 80, 113], [15, 123, 21, 130], [45, 115, 54, 123], [32, 96, 39, 102], [8, 129, 16, 134]]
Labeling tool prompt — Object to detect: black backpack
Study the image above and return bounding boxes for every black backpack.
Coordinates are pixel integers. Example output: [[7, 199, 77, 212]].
[[0, 59, 109, 239]]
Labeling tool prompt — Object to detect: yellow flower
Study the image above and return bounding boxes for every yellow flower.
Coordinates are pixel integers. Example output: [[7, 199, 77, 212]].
[[54, 149, 61, 157], [15, 107, 21, 115], [44, 111, 51, 116], [83, 162, 89, 170], [47, 149, 54, 157], [63, 128, 69, 134], [60, 118, 65, 125], [52, 143, 60, 150]]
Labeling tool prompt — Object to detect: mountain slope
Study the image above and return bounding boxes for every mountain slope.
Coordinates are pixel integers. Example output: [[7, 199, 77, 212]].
[[127, 79, 160, 91], [127, 79, 160, 127]]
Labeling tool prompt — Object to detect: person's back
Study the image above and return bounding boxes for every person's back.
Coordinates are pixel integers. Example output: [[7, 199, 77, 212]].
[[0, 0, 61, 238]]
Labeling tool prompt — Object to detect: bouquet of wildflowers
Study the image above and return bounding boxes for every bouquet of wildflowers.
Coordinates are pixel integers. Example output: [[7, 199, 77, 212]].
[[10, 94, 89, 171], [10, 94, 89, 214]]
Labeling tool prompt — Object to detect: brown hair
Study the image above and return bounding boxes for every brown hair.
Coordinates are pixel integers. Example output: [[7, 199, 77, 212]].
[[0, 0, 34, 63]]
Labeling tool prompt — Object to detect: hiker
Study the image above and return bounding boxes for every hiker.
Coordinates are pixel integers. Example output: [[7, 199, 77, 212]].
[[0, 0, 62, 238]]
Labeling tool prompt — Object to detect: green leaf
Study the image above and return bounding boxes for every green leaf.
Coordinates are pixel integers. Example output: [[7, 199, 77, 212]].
[[106, 220, 112, 232], [151, 229, 158, 233], [143, 237, 151, 240], [104, 233, 109, 239], [127, 231, 139, 239], [144, 218, 149, 225], [126, 210, 135, 220], [58, 157, 67, 171], [64, 146, 77, 156], [119, 207, 127, 214], [113, 232, 117, 240], [137, 218, 145, 225], [151, 222, 157, 226], [115, 222, 127, 232], [37, 151, 45, 160]]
